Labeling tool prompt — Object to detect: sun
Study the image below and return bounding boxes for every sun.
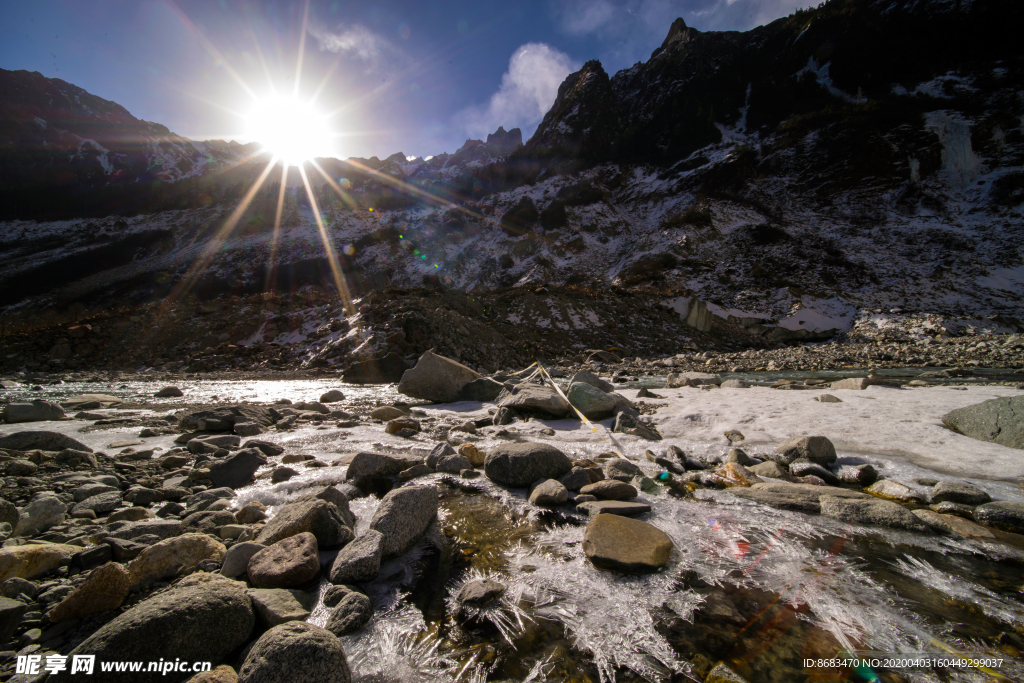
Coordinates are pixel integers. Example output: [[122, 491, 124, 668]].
[[244, 95, 332, 165]]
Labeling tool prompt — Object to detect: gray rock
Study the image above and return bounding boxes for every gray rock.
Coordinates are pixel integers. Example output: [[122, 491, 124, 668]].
[[748, 461, 789, 479], [319, 390, 345, 403], [300, 487, 356, 530], [244, 440, 286, 456], [71, 491, 123, 517], [497, 384, 570, 419], [575, 501, 652, 517], [154, 386, 183, 397], [728, 482, 871, 513], [456, 578, 505, 608], [0, 577, 36, 599], [559, 467, 592, 491], [0, 430, 92, 453], [248, 588, 315, 627], [484, 442, 573, 487], [838, 464, 878, 486], [724, 448, 753, 466], [186, 434, 242, 454], [103, 519, 183, 542], [435, 454, 473, 474], [328, 530, 384, 584], [612, 412, 661, 441], [324, 590, 373, 636], [61, 576, 255, 683], [816, 394, 843, 403], [912, 509, 995, 539], [4, 400, 64, 423], [604, 458, 643, 482], [207, 448, 267, 489], [368, 485, 438, 558], [238, 622, 352, 683], [398, 350, 481, 403], [529, 479, 568, 506], [256, 499, 353, 549], [425, 442, 456, 469], [179, 405, 275, 432], [930, 481, 991, 506], [73, 484, 118, 503], [973, 501, 1024, 533], [15, 496, 66, 537], [565, 382, 619, 419], [579, 480, 637, 500], [930, 500, 975, 518], [345, 452, 424, 487], [457, 378, 506, 402], [772, 436, 837, 466], [0, 596, 28, 643], [866, 480, 926, 503], [819, 496, 930, 532], [570, 369, 615, 393], [182, 510, 238, 534], [234, 421, 262, 437], [185, 487, 236, 509], [789, 460, 839, 485], [5, 459, 37, 476], [0, 499, 17, 531], [830, 377, 882, 390], [221, 542, 266, 578], [582, 514, 673, 572], [248, 533, 321, 589], [666, 372, 721, 387], [399, 464, 433, 481], [942, 396, 1024, 449]]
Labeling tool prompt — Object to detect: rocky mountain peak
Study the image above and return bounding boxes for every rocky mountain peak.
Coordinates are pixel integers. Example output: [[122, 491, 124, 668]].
[[485, 126, 523, 156], [660, 17, 698, 50]]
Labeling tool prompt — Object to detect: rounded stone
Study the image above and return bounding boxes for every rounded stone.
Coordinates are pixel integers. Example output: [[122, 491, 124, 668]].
[[238, 622, 352, 683], [582, 514, 673, 573], [484, 442, 573, 488], [248, 533, 320, 589]]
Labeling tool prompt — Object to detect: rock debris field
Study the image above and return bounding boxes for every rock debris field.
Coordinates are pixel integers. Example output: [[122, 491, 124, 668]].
[[0, 350, 1022, 682]]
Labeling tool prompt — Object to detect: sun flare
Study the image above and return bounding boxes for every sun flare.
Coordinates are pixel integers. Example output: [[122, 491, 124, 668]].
[[244, 95, 332, 165]]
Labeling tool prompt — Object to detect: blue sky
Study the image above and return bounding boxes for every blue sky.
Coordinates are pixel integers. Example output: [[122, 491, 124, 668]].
[[0, 0, 805, 160]]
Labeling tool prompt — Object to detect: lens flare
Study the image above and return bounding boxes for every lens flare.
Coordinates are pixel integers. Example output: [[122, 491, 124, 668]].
[[244, 95, 331, 165]]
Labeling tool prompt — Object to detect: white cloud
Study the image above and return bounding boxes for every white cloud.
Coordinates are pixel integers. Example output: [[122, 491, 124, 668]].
[[459, 43, 580, 140], [307, 22, 406, 70]]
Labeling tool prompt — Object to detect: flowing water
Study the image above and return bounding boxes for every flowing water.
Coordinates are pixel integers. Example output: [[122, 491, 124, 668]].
[[3, 374, 1024, 682]]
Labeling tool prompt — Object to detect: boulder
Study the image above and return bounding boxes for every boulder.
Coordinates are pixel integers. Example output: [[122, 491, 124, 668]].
[[343, 352, 409, 384], [248, 533, 320, 589], [912, 509, 995, 540], [0, 543, 78, 582], [127, 533, 227, 586], [182, 510, 238, 534], [370, 406, 407, 421], [154, 387, 184, 397], [772, 436, 837, 466], [300, 487, 356, 529], [456, 378, 506, 402], [248, 588, 315, 627], [570, 369, 615, 393], [829, 377, 879, 390], [244, 440, 285, 456], [566, 382, 619, 419], [48, 562, 130, 622], [942, 396, 1024, 449], [560, 466, 592, 491], [456, 578, 505, 610], [15, 496, 67, 537], [930, 481, 991, 506], [294, 402, 330, 414], [436, 454, 473, 474], [788, 460, 839, 485], [221, 542, 267, 578], [0, 430, 91, 453], [328, 530, 384, 584], [604, 458, 643, 482], [398, 350, 481, 402], [866, 480, 926, 503], [187, 434, 242, 454], [235, 501, 269, 524], [666, 372, 721, 388], [485, 442, 573, 487], [576, 500, 652, 517], [748, 461, 790, 480], [816, 394, 842, 403], [579, 480, 637, 500], [497, 384, 570, 418], [71, 491, 122, 517], [56, 448, 98, 467], [0, 498, 18, 530], [582, 514, 673, 572], [385, 417, 421, 434], [819, 496, 930, 532], [612, 412, 661, 441], [103, 519, 183, 542], [179, 405, 276, 432], [186, 665, 238, 683], [256, 499, 353, 549], [0, 596, 28, 643], [324, 589, 373, 636], [837, 464, 878, 486], [208, 448, 268, 489], [368, 485, 438, 558], [4, 400, 65, 423], [345, 452, 424, 487], [529, 479, 568, 506], [237, 622, 351, 683], [61, 576, 255, 683], [973, 501, 1024, 533], [728, 482, 871, 514], [319, 390, 345, 403]]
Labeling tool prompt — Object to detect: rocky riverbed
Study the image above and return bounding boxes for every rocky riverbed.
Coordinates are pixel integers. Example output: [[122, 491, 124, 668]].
[[0, 350, 1022, 683]]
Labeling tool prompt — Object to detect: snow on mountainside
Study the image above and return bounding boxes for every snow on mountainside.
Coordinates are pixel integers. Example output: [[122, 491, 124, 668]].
[[0, 0, 1022, 351]]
